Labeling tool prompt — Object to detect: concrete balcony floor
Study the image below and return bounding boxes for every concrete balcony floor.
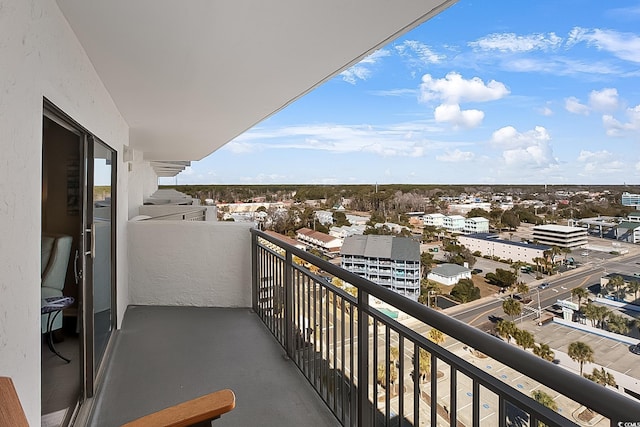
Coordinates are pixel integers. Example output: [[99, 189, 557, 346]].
[[88, 306, 340, 427]]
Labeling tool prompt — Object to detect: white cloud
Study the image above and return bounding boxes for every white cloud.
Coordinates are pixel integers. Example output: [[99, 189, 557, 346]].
[[539, 106, 553, 116], [567, 27, 640, 63], [565, 97, 590, 115], [227, 122, 459, 157], [434, 104, 484, 129], [588, 88, 619, 112], [603, 105, 640, 136], [419, 72, 510, 104], [469, 32, 562, 52], [491, 126, 555, 168], [576, 150, 624, 174], [436, 149, 475, 162], [340, 49, 391, 84], [395, 40, 444, 66]]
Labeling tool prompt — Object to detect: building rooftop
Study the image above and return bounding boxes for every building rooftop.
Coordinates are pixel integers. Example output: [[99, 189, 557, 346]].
[[340, 235, 419, 261], [462, 233, 550, 251], [430, 263, 470, 277], [533, 224, 587, 233]]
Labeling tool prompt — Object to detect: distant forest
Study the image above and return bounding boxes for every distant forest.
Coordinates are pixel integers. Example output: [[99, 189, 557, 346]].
[[161, 184, 640, 221]]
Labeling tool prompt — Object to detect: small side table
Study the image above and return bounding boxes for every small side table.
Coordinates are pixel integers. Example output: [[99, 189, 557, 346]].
[[41, 296, 75, 363]]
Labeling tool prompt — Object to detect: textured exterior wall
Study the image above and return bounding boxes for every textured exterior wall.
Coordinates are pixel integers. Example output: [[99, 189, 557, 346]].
[[128, 221, 253, 307], [0, 1, 130, 422]]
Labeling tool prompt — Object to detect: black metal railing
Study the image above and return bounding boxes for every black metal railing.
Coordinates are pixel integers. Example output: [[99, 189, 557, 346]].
[[251, 228, 640, 426]]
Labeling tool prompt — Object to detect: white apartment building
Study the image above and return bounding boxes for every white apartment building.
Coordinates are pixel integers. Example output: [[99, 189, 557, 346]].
[[329, 224, 367, 239], [423, 213, 490, 234], [314, 210, 335, 226], [422, 213, 446, 227], [622, 192, 640, 207], [340, 235, 421, 301], [532, 224, 588, 249], [464, 217, 490, 234], [295, 228, 343, 253], [458, 234, 550, 264]]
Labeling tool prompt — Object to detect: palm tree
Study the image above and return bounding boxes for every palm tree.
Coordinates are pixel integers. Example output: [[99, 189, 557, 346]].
[[607, 275, 625, 299], [628, 280, 640, 303], [531, 390, 558, 412], [568, 341, 594, 376], [411, 348, 430, 384], [517, 282, 530, 296], [495, 320, 517, 344], [514, 329, 535, 350], [389, 346, 399, 367], [533, 343, 555, 361], [532, 256, 545, 277], [595, 305, 612, 329], [606, 313, 630, 335], [428, 329, 446, 346], [571, 287, 589, 311], [377, 362, 398, 388], [584, 303, 598, 327], [502, 298, 522, 321], [584, 367, 616, 388]]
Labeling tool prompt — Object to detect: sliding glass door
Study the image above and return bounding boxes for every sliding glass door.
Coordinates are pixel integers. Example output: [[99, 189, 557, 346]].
[[82, 136, 116, 396], [43, 101, 117, 415]]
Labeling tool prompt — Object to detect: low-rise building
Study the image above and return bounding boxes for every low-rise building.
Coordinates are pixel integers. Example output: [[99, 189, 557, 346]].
[[464, 217, 490, 234], [329, 224, 366, 239], [340, 235, 420, 301], [532, 224, 588, 249], [616, 222, 640, 244], [295, 228, 342, 253], [458, 234, 550, 264], [443, 215, 465, 233], [427, 263, 472, 286]]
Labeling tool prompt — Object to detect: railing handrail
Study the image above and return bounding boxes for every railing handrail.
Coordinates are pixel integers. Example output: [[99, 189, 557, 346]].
[[251, 228, 640, 421], [139, 207, 206, 221]]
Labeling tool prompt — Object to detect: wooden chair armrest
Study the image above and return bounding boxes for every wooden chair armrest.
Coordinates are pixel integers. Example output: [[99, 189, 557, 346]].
[[0, 377, 29, 427], [121, 388, 235, 427]]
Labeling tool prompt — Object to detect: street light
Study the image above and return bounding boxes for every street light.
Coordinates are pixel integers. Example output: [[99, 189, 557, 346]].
[[535, 288, 542, 325], [428, 290, 436, 308]]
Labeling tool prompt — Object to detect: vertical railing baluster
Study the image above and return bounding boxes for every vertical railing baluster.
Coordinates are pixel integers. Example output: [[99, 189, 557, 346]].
[[450, 366, 457, 426], [373, 318, 379, 424], [285, 251, 293, 357], [413, 342, 420, 427], [341, 296, 346, 424], [350, 301, 356, 427], [473, 380, 480, 427], [431, 351, 437, 425], [324, 284, 330, 401], [251, 232, 257, 311], [333, 288, 338, 413], [498, 398, 506, 427], [398, 335, 404, 425], [385, 326, 391, 426], [357, 288, 370, 427]]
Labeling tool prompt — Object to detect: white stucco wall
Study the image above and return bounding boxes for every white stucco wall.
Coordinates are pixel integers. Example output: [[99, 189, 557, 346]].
[[128, 221, 253, 307], [0, 1, 131, 423], [127, 149, 158, 220]]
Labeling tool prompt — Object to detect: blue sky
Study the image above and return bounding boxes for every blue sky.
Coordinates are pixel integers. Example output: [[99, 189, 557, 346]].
[[164, 0, 640, 186]]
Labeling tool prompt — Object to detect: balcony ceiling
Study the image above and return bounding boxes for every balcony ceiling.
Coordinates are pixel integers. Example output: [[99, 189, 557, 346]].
[[56, 0, 456, 162]]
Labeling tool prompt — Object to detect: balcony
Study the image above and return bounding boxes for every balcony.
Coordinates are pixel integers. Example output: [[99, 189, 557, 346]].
[[90, 225, 639, 426]]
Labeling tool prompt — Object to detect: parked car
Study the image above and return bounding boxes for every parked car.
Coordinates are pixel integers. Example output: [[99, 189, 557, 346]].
[[629, 344, 640, 355], [539, 283, 550, 290], [472, 268, 483, 274]]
